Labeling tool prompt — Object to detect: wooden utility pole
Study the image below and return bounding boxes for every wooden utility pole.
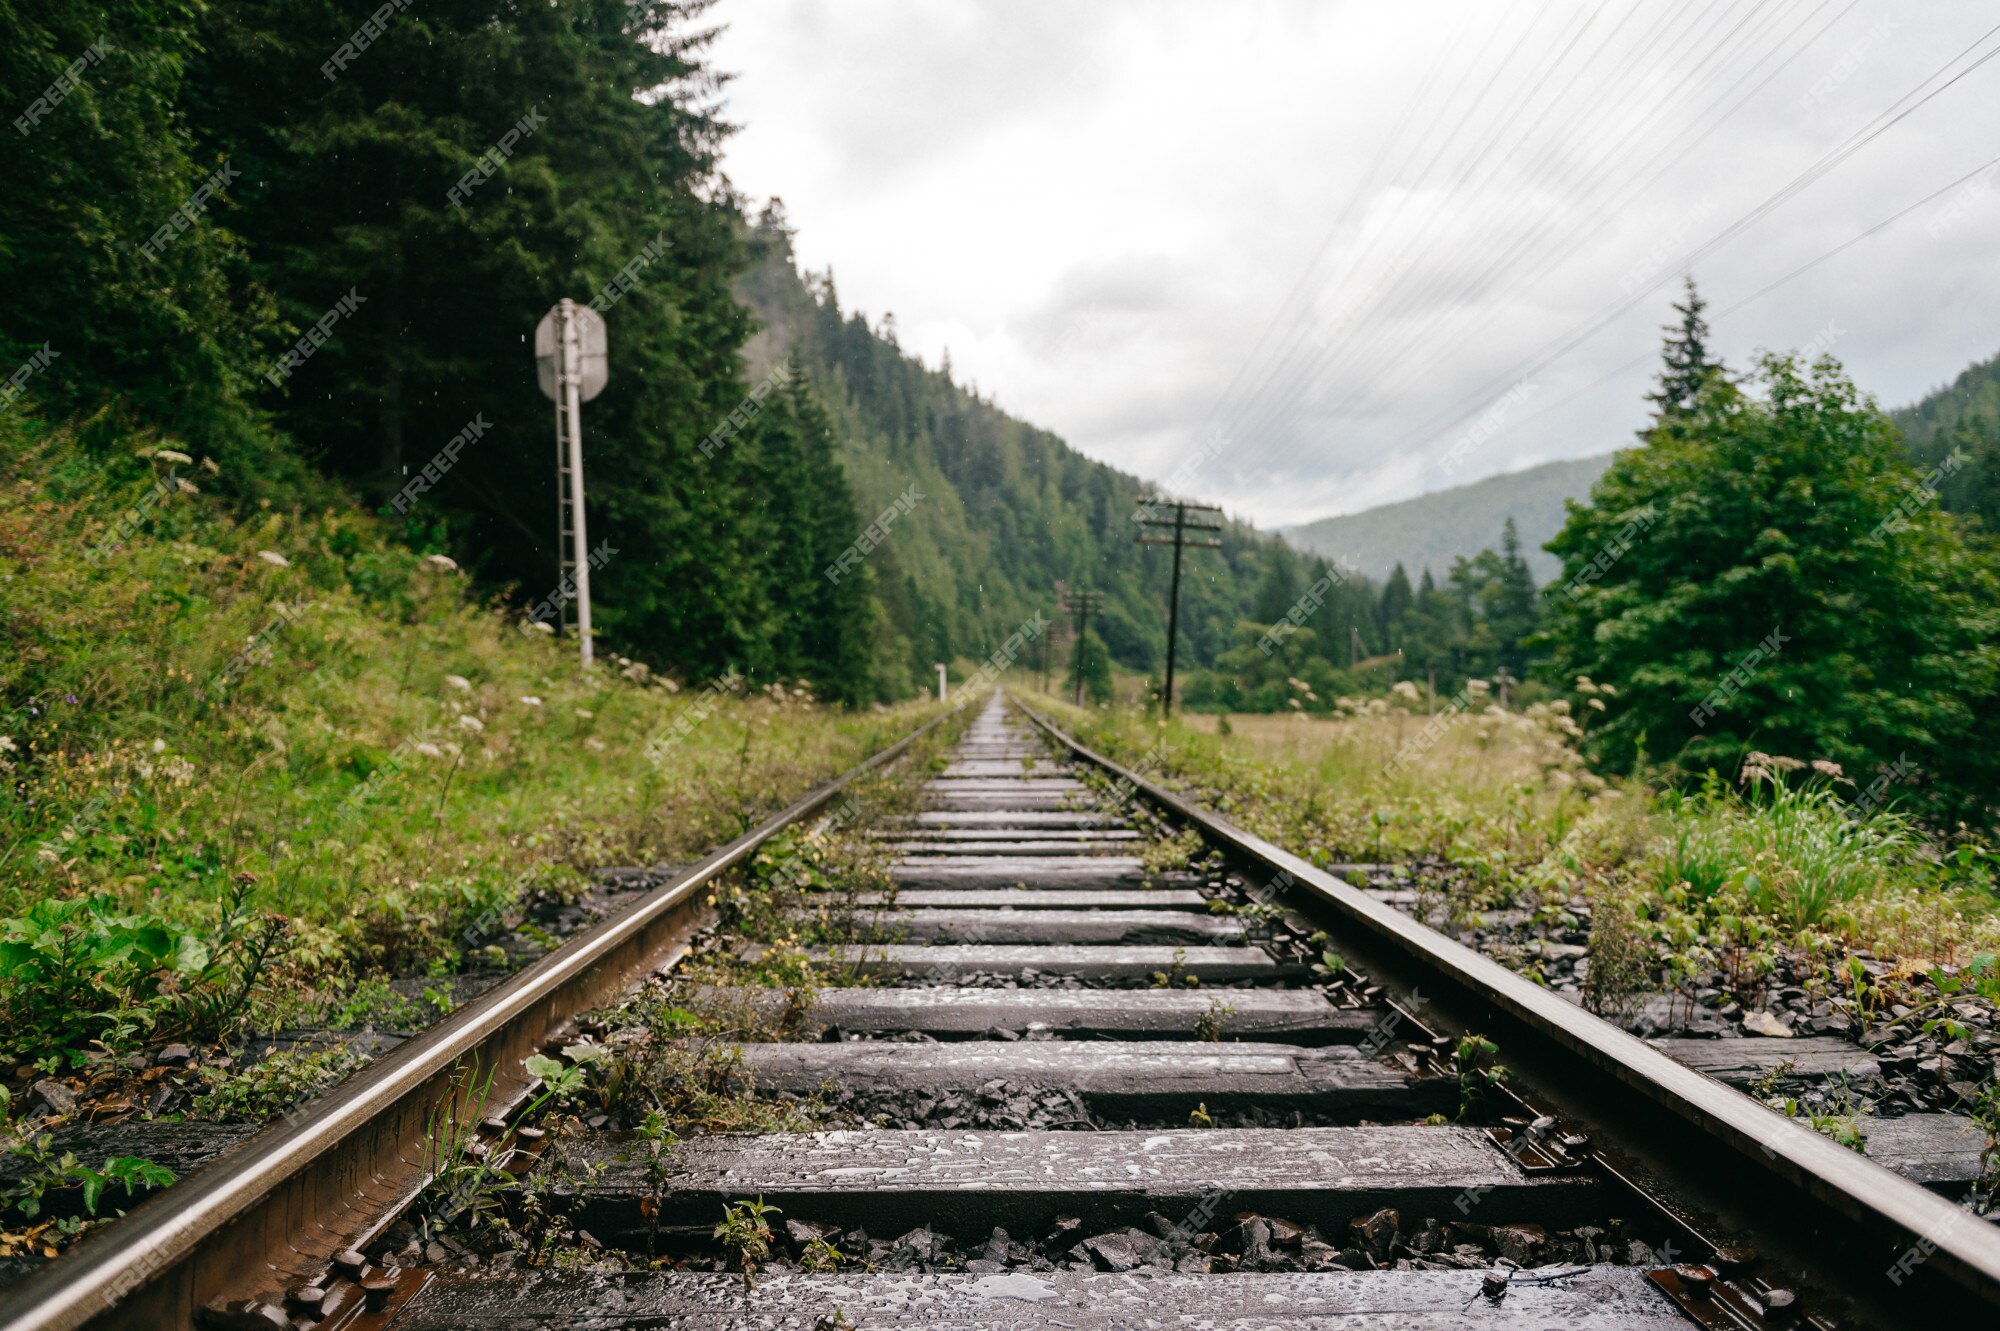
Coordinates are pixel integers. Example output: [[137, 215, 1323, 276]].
[[1135, 498, 1222, 717], [1061, 588, 1106, 705]]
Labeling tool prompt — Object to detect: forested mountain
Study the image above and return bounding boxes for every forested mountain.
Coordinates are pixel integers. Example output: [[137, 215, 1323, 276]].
[[1283, 346, 2000, 592], [1891, 350, 2000, 531], [733, 216, 1311, 697], [1284, 455, 1613, 584]]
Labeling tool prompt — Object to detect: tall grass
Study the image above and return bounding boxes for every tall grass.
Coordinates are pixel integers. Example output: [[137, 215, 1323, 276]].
[[0, 418, 940, 1059], [1027, 690, 1995, 957], [1654, 777, 1924, 929]]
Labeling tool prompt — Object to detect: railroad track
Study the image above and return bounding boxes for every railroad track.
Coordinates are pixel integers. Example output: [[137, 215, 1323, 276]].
[[2, 692, 1996, 1329]]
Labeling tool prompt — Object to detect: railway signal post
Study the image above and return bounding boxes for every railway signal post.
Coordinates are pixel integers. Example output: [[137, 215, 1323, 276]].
[[534, 299, 609, 667]]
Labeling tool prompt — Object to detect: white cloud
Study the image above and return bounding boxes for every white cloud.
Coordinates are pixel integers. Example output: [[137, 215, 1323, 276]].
[[710, 0, 2000, 527]]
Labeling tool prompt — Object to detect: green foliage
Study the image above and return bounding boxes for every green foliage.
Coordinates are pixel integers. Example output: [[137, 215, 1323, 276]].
[[715, 1196, 781, 1282], [1070, 627, 1114, 705], [190, 1046, 363, 1121], [798, 1234, 844, 1273], [1651, 775, 1925, 928], [0, 1, 279, 451], [0, 890, 284, 1062], [2, 1136, 174, 1225], [1454, 1033, 1508, 1123], [1544, 351, 2000, 829], [0, 424, 935, 1062]]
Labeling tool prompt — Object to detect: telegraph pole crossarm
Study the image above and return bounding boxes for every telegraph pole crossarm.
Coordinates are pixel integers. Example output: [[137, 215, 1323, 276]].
[[1060, 588, 1106, 706], [1135, 497, 1223, 718]]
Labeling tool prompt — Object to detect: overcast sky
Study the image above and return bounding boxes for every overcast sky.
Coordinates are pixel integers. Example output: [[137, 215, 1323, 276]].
[[707, 1, 2000, 529]]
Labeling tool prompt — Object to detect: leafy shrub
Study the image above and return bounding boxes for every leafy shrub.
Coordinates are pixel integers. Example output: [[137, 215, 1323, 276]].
[[0, 892, 284, 1062]]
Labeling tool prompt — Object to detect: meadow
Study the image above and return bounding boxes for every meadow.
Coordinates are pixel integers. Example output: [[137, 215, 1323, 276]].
[[1025, 689, 2000, 976]]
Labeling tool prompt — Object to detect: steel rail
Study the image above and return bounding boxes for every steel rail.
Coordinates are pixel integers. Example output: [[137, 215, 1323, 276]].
[[1013, 695, 2000, 1322], [0, 706, 956, 1331]]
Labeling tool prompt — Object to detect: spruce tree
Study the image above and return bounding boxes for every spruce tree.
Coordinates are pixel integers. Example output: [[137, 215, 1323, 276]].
[[1646, 276, 1722, 425], [1378, 564, 1413, 648], [1489, 518, 1539, 674]]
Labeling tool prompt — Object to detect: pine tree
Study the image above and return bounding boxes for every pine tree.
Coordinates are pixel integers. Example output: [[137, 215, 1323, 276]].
[[1645, 276, 1722, 425], [1489, 518, 1539, 674], [1253, 546, 1303, 624], [784, 369, 877, 703], [1378, 564, 1414, 648]]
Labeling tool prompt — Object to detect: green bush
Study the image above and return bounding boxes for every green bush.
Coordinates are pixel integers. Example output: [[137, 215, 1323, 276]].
[[0, 892, 283, 1062]]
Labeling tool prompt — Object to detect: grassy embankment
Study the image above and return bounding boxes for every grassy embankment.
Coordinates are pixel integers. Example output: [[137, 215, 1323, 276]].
[[0, 414, 942, 1070], [1021, 690, 2000, 980]]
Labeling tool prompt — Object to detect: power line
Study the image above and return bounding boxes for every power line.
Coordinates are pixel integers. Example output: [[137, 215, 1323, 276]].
[[1223, 0, 1830, 471], [1378, 21, 2000, 468], [1284, 0, 1829, 434], [1217, 0, 1783, 464], [1411, 146, 2000, 468]]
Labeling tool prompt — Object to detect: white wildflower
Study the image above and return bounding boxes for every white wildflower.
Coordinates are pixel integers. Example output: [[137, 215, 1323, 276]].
[[153, 448, 193, 465], [458, 715, 485, 733], [412, 741, 444, 758], [200, 456, 220, 475], [584, 737, 606, 752], [151, 738, 167, 753], [519, 696, 543, 707], [526, 620, 555, 635], [444, 674, 472, 692], [175, 478, 200, 494], [1586, 698, 1606, 712], [256, 550, 290, 568], [1810, 759, 1843, 778], [574, 709, 594, 719], [421, 553, 459, 572], [0, 736, 14, 754]]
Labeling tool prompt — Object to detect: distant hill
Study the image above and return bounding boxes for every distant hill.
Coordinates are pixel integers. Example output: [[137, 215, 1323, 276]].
[[1890, 351, 1999, 529], [1284, 454, 1615, 584]]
